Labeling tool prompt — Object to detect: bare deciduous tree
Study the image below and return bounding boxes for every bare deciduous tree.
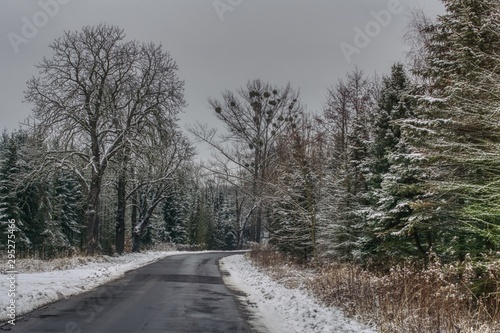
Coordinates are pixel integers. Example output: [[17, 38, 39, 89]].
[[129, 125, 194, 252], [189, 79, 303, 243], [24, 24, 185, 254]]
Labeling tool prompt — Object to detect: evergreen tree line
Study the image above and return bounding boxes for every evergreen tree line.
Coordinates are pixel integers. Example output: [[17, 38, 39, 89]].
[[0, 131, 84, 257], [0, 131, 240, 257], [312, 0, 498, 264]]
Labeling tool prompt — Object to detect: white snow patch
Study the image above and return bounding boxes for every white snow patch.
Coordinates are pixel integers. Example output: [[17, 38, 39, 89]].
[[0, 251, 183, 321], [220, 254, 377, 333], [417, 95, 446, 103]]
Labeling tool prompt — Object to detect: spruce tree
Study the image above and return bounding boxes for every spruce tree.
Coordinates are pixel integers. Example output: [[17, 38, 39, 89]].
[[0, 132, 21, 248], [365, 64, 426, 261], [321, 69, 377, 262], [162, 184, 188, 245], [406, 0, 500, 258], [51, 171, 84, 252]]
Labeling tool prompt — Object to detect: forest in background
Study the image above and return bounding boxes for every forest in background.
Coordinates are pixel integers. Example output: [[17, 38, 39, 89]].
[[0, 0, 499, 268]]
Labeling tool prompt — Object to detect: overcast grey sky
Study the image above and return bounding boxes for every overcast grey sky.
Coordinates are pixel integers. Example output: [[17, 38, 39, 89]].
[[0, 0, 445, 157]]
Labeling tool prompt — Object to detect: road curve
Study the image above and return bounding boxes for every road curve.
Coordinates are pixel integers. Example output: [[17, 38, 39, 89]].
[[1, 252, 253, 333]]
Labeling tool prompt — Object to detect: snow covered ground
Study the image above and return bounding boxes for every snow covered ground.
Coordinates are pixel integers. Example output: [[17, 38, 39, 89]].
[[2, 252, 377, 332], [0, 251, 179, 322], [220, 254, 377, 333]]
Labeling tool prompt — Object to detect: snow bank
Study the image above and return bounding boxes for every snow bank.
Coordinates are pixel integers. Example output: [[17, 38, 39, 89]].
[[0, 251, 178, 321], [220, 254, 377, 333]]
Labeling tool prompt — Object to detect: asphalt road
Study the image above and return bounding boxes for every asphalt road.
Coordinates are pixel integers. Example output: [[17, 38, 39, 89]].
[[1, 252, 254, 333]]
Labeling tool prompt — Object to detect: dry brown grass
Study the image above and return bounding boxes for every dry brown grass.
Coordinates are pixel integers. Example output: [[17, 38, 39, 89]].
[[248, 243, 316, 289], [143, 242, 177, 252], [6, 255, 110, 273], [250, 244, 500, 333]]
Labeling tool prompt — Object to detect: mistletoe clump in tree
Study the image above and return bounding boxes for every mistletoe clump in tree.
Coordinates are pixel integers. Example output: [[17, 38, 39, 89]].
[[190, 79, 303, 244]]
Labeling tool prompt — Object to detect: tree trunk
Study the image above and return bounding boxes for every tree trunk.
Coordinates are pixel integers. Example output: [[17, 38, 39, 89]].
[[115, 170, 126, 254], [86, 113, 103, 255], [413, 227, 428, 257], [255, 205, 262, 243], [86, 173, 102, 255], [132, 217, 147, 253], [235, 195, 242, 250], [130, 191, 138, 252], [115, 147, 129, 254], [132, 230, 141, 253], [132, 195, 165, 253]]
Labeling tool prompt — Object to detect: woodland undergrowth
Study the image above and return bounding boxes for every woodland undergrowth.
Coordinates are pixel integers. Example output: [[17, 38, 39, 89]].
[[249, 243, 500, 333]]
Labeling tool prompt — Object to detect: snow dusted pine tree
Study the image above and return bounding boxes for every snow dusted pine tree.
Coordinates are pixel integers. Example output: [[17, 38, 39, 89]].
[[403, 0, 500, 258], [50, 171, 84, 253], [7, 131, 48, 255], [269, 114, 325, 261], [364, 63, 426, 261], [212, 189, 237, 250], [320, 69, 377, 261], [0, 132, 22, 248], [1, 130, 83, 257], [162, 179, 188, 245]]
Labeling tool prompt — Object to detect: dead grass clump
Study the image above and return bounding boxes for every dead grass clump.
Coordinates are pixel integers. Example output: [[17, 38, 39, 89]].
[[248, 242, 285, 268], [143, 242, 177, 252], [11, 256, 94, 273], [175, 243, 207, 251], [247, 243, 316, 289], [308, 256, 500, 333]]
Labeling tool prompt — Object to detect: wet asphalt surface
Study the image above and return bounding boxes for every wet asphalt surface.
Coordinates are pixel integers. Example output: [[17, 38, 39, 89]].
[[0, 252, 254, 333]]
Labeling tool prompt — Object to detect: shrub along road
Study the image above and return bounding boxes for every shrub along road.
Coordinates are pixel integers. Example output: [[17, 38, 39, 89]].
[[2, 252, 253, 333]]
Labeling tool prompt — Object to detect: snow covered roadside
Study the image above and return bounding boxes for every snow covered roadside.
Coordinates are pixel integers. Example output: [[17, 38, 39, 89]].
[[220, 254, 377, 333], [0, 251, 179, 322]]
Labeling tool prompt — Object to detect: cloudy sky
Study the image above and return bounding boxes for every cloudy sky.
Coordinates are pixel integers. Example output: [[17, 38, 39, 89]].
[[0, 0, 445, 157]]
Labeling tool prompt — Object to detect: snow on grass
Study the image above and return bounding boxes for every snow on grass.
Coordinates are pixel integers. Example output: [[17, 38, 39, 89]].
[[220, 254, 378, 333], [0, 251, 179, 322]]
